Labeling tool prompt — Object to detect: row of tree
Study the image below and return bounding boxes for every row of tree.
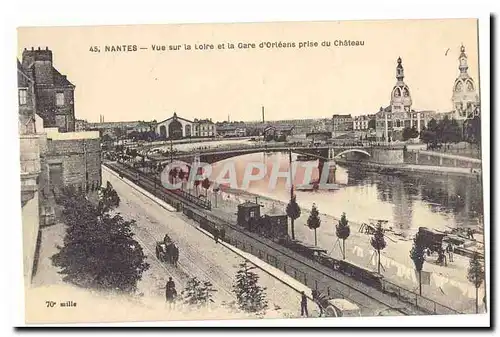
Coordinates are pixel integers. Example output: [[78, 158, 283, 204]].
[[285, 196, 485, 313], [181, 260, 268, 315]]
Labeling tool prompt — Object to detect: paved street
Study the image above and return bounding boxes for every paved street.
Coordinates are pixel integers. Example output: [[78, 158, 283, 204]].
[[102, 168, 322, 319]]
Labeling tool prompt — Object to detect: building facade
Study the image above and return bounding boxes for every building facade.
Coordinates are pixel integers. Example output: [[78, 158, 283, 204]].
[[216, 123, 247, 137], [75, 119, 88, 131], [332, 114, 354, 132], [20, 47, 76, 132], [18, 48, 101, 286], [451, 45, 480, 121], [193, 118, 216, 137], [353, 115, 375, 131]]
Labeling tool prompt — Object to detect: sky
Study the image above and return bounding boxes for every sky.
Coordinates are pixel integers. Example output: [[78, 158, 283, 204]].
[[17, 19, 480, 123]]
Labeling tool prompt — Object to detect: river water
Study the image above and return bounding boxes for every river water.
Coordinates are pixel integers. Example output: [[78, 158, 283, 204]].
[[211, 152, 484, 236]]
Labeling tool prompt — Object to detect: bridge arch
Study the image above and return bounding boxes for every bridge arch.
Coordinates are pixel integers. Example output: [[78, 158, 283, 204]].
[[334, 149, 371, 158]]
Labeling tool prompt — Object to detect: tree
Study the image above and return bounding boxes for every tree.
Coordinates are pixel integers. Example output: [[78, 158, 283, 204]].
[[402, 127, 413, 141], [335, 212, 350, 260], [194, 179, 201, 196], [202, 177, 211, 196], [307, 203, 321, 246], [286, 194, 301, 240], [466, 116, 481, 148], [102, 134, 113, 142], [402, 126, 419, 141], [467, 251, 484, 313], [98, 181, 120, 213], [52, 187, 149, 293], [370, 221, 387, 274], [181, 277, 217, 308], [178, 170, 186, 190], [233, 260, 268, 314], [410, 231, 426, 295], [169, 167, 179, 185], [438, 116, 462, 150]]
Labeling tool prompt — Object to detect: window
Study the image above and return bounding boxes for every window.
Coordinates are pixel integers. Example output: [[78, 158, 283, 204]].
[[250, 210, 255, 218], [19, 89, 28, 105], [56, 92, 65, 106]]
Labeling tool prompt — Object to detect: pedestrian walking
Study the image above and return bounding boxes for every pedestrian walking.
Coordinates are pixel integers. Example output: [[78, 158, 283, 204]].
[[446, 242, 454, 262], [300, 291, 309, 317], [437, 248, 447, 267], [467, 228, 475, 240], [214, 229, 219, 244], [165, 277, 177, 309], [311, 290, 323, 317]]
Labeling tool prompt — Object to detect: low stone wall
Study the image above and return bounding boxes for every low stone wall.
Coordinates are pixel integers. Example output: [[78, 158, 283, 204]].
[[343, 147, 405, 165], [404, 151, 482, 169], [369, 148, 404, 164], [47, 137, 102, 193]]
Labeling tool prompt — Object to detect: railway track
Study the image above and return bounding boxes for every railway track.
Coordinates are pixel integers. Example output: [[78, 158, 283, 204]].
[[104, 161, 420, 315]]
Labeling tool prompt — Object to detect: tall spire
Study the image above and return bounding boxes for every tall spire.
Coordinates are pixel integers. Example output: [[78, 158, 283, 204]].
[[459, 44, 469, 74], [396, 57, 404, 82]]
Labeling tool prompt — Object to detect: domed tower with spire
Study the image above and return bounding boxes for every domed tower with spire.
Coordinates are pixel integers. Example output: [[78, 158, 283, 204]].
[[390, 57, 413, 114], [451, 45, 479, 120]]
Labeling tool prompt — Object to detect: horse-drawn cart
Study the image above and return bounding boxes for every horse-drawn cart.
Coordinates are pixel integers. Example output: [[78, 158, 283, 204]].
[[359, 219, 390, 235], [155, 234, 179, 267], [418, 227, 446, 253]]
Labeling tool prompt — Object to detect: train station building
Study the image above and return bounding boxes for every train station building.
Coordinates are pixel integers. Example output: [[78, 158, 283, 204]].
[[154, 112, 217, 139]]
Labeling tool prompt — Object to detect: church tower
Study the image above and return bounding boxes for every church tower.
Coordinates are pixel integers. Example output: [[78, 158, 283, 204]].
[[390, 57, 412, 113], [451, 45, 479, 120]]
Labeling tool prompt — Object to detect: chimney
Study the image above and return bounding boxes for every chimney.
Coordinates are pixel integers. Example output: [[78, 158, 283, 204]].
[[46, 46, 48, 50], [38, 47, 40, 50], [262, 106, 265, 123]]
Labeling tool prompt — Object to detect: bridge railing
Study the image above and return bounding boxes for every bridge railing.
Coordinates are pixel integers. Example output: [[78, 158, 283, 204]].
[[144, 141, 405, 161]]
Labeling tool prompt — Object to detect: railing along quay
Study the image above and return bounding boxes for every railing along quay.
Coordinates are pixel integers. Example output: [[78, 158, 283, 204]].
[[103, 161, 462, 316]]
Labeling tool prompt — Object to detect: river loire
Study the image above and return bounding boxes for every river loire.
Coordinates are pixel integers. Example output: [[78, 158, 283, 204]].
[[211, 152, 483, 236]]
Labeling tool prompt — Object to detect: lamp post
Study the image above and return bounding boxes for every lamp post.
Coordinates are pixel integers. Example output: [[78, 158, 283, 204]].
[[288, 150, 294, 200], [170, 138, 173, 163], [213, 187, 220, 208]]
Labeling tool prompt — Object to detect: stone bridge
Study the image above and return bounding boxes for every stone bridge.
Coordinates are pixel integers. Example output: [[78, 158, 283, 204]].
[[147, 143, 402, 165]]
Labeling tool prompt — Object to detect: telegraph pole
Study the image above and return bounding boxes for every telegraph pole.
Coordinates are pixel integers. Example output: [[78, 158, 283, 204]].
[[288, 149, 293, 200], [170, 138, 173, 163]]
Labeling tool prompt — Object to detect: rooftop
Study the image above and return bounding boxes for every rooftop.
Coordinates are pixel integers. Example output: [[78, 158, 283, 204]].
[[238, 201, 261, 208], [45, 128, 100, 140]]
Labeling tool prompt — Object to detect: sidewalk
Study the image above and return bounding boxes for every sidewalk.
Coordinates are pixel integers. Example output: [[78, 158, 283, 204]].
[[31, 223, 66, 287]]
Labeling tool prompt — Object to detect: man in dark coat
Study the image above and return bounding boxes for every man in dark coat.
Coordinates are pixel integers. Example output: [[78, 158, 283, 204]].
[[300, 291, 309, 317], [165, 277, 177, 308]]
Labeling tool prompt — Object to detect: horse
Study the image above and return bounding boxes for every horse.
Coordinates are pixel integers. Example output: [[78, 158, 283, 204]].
[[166, 243, 179, 267]]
